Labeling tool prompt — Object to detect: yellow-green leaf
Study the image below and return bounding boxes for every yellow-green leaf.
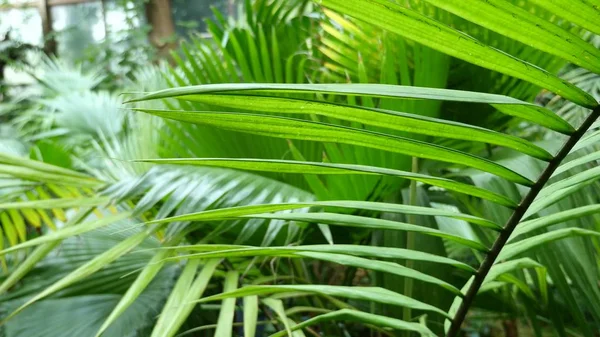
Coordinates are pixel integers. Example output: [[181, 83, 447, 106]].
[[318, 0, 597, 108]]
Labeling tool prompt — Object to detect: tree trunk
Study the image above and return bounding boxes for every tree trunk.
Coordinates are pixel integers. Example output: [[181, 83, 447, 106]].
[[145, 0, 177, 60], [502, 319, 518, 337], [39, 0, 57, 55]]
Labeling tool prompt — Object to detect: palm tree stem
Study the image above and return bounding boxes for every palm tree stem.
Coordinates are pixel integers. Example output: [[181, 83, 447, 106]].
[[447, 105, 600, 337]]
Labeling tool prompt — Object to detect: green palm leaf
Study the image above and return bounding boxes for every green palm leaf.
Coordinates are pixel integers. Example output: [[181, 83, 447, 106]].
[[4, 0, 600, 336], [134, 108, 532, 185], [131, 79, 599, 337], [318, 0, 597, 108], [527, 0, 600, 36]]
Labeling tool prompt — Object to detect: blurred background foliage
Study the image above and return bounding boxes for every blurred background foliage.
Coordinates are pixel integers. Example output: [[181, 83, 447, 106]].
[[1, 0, 600, 336]]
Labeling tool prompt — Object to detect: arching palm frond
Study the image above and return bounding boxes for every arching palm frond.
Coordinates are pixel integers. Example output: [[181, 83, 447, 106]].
[[0, 155, 314, 337], [126, 1, 600, 336], [2, 1, 600, 337]]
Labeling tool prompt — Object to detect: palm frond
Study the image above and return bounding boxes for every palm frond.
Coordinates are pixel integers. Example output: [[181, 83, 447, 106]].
[[127, 1, 600, 332], [2, 1, 600, 336]]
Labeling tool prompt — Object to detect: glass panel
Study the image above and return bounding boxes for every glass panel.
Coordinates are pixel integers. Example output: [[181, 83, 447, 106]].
[[1, 0, 36, 4], [171, 0, 238, 37], [51, 1, 105, 62], [95, 0, 150, 89], [105, 0, 144, 36], [1, 8, 42, 85], [0, 8, 43, 45]]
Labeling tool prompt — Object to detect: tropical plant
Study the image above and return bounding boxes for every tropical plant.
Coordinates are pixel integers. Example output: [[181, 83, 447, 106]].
[[127, 0, 600, 335], [1, 0, 600, 337], [1, 2, 323, 337], [0, 64, 315, 337]]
